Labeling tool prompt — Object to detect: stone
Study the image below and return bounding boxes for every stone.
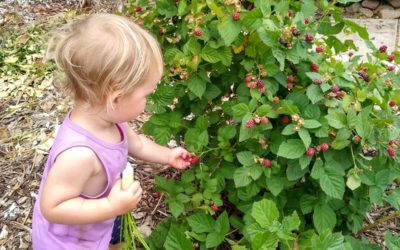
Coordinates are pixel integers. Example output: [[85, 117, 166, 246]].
[[361, 0, 380, 10], [346, 3, 361, 13], [359, 7, 375, 17], [379, 9, 400, 19], [388, 0, 400, 8]]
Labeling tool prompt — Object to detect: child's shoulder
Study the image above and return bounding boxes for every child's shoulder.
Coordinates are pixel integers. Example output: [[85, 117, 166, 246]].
[[52, 146, 101, 173]]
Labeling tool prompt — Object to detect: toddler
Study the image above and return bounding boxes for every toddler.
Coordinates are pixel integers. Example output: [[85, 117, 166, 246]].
[[32, 13, 191, 249]]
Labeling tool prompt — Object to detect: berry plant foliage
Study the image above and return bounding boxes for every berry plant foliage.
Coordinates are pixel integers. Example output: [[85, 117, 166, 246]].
[[123, 0, 400, 249]]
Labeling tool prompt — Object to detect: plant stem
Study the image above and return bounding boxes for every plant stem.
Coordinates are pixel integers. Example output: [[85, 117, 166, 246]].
[[355, 210, 400, 237]]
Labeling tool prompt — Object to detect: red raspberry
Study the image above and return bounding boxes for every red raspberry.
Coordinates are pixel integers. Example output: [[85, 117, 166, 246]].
[[388, 54, 395, 62], [310, 63, 319, 73], [256, 79, 264, 88], [260, 117, 269, 124], [304, 33, 314, 42], [379, 45, 388, 53], [387, 147, 396, 157], [313, 79, 322, 85], [245, 76, 252, 83], [246, 119, 255, 128], [259, 86, 265, 93], [304, 18, 309, 24], [388, 66, 395, 71], [190, 155, 200, 165], [287, 75, 295, 83], [249, 82, 257, 89], [330, 85, 339, 93], [389, 140, 398, 148], [194, 28, 203, 37], [306, 147, 315, 157], [320, 143, 329, 151], [273, 96, 280, 104], [135, 6, 142, 12], [287, 10, 293, 17], [287, 83, 294, 90], [281, 116, 290, 124], [158, 27, 166, 34], [263, 159, 271, 167], [232, 12, 240, 21], [315, 46, 324, 53], [153, 192, 162, 198], [389, 100, 396, 107], [210, 203, 219, 211]]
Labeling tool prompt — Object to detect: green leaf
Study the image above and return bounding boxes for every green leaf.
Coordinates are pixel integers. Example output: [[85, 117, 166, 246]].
[[187, 213, 215, 233], [233, 103, 250, 118], [218, 16, 241, 46], [313, 204, 337, 234], [355, 106, 372, 139], [311, 230, 345, 249], [331, 139, 350, 150], [346, 170, 361, 190], [266, 177, 285, 196], [299, 155, 312, 170], [241, 8, 263, 29], [282, 211, 301, 232], [234, 167, 253, 188], [307, 84, 324, 104], [343, 19, 369, 40], [272, 49, 285, 71], [385, 231, 400, 250], [300, 194, 318, 214], [251, 199, 280, 227], [236, 151, 254, 166], [320, 166, 345, 199], [311, 158, 324, 179], [282, 124, 296, 135], [299, 128, 311, 148], [201, 45, 221, 63], [326, 110, 347, 129], [206, 232, 225, 248], [216, 211, 230, 235], [277, 139, 306, 159], [301, 0, 317, 17], [169, 201, 184, 218], [187, 76, 206, 98], [303, 119, 322, 129], [164, 225, 194, 250]]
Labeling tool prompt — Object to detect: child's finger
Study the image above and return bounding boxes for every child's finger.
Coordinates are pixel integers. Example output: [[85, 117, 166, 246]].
[[128, 181, 141, 194]]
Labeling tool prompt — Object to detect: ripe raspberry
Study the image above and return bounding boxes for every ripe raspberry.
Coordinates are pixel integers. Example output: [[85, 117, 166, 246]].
[[320, 143, 329, 151], [287, 83, 294, 90], [263, 159, 271, 167], [313, 79, 322, 85], [306, 147, 315, 157], [256, 79, 264, 88], [246, 119, 255, 128], [379, 45, 388, 53], [153, 192, 162, 198], [281, 116, 290, 124], [194, 28, 203, 37], [389, 140, 398, 148], [316, 46, 324, 53], [330, 85, 339, 93], [273, 96, 280, 104], [190, 155, 200, 165], [250, 82, 257, 89], [287, 10, 293, 17], [310, 63, 319, 73], [259, 86, 265, 93], [388, 66, 395, 71], [245, 75, 252, 83], [135, 6, 142, 12], [304, 18, 310, 24], [260, 117, 269, 124], [387, 147, 396, 157], [389, 100, 396, 107], [304, 33, 314, 42], [287, 75, 295, 83], [232, 12, 240, 21], [210, 203, 219, 211], [388, 54, 395, 62]]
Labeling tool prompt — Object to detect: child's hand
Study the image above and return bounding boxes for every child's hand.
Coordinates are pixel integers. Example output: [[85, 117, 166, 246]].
[[168, 147, 192, 170], [107, 179, 142, 215]]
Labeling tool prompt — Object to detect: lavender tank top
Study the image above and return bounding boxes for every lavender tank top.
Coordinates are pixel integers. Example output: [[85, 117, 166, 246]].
[[32, 111, 128, 250]]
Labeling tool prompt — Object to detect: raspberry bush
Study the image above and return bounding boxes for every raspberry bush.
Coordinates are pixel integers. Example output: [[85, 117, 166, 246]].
[[122, 0, 400, 249]]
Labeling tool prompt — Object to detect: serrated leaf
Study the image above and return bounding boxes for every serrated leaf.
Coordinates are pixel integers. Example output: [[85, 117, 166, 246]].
[[164, 225, 194, 250], [303, 119, 322, 129], [201, 45, 221, 63], [320, 167, 345, 199], [277, 139, 306, 159], [234, 167, 252, 188], [187, 76, 206, 98], [307, 84, 324, 104], [298, 128, 311, 148], [218, 16, 241, 46], [251, 199, 279, 227], [313, 204, 336, 234], [187, 213, 216, 233]]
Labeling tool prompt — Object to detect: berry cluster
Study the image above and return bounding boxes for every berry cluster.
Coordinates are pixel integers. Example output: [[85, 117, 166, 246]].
[[278, 24, 303, 49], [362, 147, 378, 157], [182, 153, 200, 165], [246, 116, 269, 129], [358, 71, 370, 82], [287, 75, 295, 90], [315, 46, 324, 53], [306, 143, 330, 157], [387, 140, 398, 158], [291, 114, 304, 131], [245, 70, 266, 93], [326, 84, 347, 99]]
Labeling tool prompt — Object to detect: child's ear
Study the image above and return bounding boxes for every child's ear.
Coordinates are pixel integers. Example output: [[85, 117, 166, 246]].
[[111, 90, 124, 105]]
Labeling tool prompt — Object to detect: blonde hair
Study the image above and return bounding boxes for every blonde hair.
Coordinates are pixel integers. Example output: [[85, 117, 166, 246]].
[[46, 13, 163, 105]]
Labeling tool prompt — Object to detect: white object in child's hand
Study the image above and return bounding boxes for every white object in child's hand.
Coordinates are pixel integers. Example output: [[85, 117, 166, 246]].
[[122, 162, 134, 190]]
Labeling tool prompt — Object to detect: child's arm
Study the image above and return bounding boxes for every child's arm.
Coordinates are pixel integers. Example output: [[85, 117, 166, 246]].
[[125, 125, 191, 170], [40, 147, 142, 225]]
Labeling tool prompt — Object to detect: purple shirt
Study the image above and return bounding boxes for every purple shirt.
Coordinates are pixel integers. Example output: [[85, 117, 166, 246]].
[[32, 111, 128, 249]]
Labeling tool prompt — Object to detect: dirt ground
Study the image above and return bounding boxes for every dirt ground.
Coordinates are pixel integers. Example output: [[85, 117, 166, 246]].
[[0, 1, 399, 249]]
